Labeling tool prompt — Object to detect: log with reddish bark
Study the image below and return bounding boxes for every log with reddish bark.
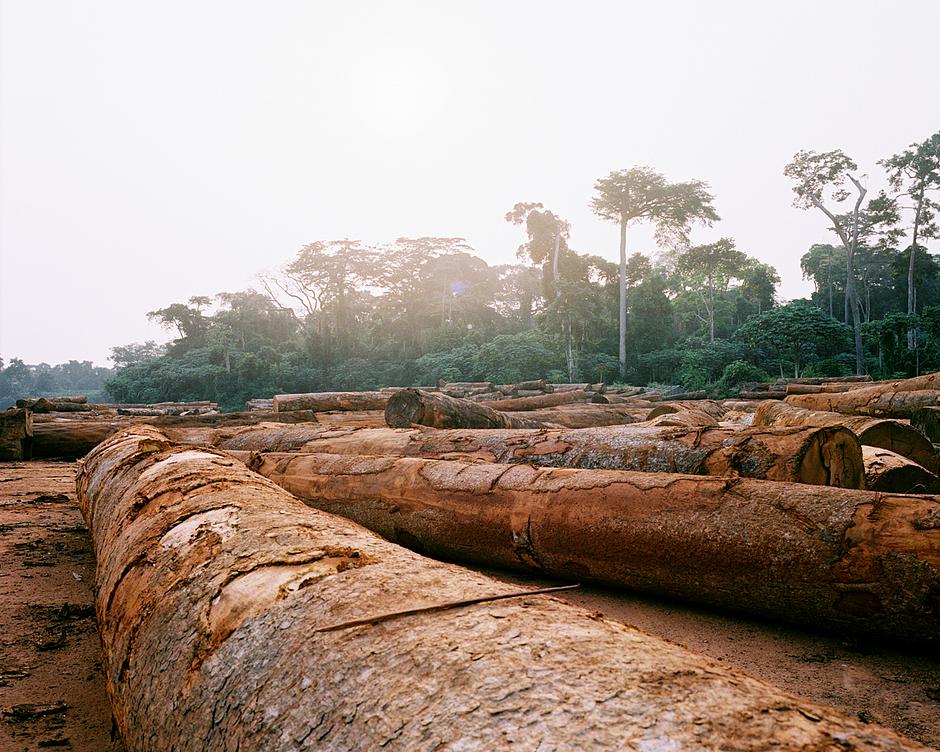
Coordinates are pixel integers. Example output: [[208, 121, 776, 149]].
[[785, 374, 940, 418], [31, 411, 319, 459], [786, 383, 860, 395], [385, 389, 545, 429], [0, 408, 33, 460], [754, 400, 938, 473], [273, 391, 390, 413], [249, 450, 940, 645], [227, 423, 864, 486], [75, 427, 922, 751], [501, 403, 643, 428], [641, 410, 720, 428], [647, 400, 727, 421], [481, 390, 593, 411], [862, 446, 940, 494]]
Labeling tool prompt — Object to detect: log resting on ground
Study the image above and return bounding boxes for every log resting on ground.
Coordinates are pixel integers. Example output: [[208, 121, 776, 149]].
[[785, 379, 940, 418], [481, 390, 592, 411], [753, 400, 938, 473], [777, 375, 873, 385], [862, 446, 940, 494], [222, 424, 864, 486], [30, 410, 319, 459], [273, 391, 389, 413], [76, 426, 926, 751], [16, 397, 94, 413], [250, 450, 940, 645], [501, 403, 643, 428], [646, 400, 727, 420], [385, 389, 545, 429], [739, 390, 786, 400]]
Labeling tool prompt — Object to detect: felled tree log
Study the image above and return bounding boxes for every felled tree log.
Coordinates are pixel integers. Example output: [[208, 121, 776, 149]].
[[777, 375, 873, 385], [481, 390, 592, 411], [273, 391, 389, 413], [739, 391, 786, 400], [754, 400, 938, 473], [501, 403, 642, 428], [386, 389, 544, 429], [647, 400, 727, 420], [230, 424, 864, 486], [31, 411, 319, 459], [786, 381, 940, 418], [548, 383, 591, 392], [250, 451, 940, 645], [245, 398, 274, 411], [862, 446, 940, 494], [641, 411, 720, 428], [75, 427, 921, 751], [16, 397, 94, 413], [0, 408, 33, 460]]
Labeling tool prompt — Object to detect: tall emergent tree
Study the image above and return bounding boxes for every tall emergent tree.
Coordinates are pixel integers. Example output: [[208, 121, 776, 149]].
[[880, 131, 940, 348], [591, 167, 719, 378], [784, 150, 869, 374]]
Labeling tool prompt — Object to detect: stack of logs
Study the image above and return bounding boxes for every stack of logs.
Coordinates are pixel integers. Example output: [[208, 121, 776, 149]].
[[5, 376, 937, 747], [66, 370, 940, 749]]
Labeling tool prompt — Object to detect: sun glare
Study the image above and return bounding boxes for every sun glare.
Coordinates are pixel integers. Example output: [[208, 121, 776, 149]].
[[349, 55, 440, 133]]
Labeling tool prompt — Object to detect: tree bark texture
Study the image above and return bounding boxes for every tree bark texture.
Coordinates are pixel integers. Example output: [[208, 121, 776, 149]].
[[777, 375, 873, 385], [646, 400, 727, 420], [862, 446, 940, 494], [221, 424, 863, 487], [785, 389, 940, 418], [74, 427, 928, 751], [498, 404, 644, 429], [385, 389, 544, 429], [16, 398, 94, 413], [480, 390, 592, 411], [273, 391, 390, 413], [739, 391, 786, 400], [753, 400, 938, 473], [30, 411, 319, 460], [249, 450, 940, 645]]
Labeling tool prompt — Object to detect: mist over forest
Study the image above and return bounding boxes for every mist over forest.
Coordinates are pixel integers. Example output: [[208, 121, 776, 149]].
[[3, 132, 938, 411]]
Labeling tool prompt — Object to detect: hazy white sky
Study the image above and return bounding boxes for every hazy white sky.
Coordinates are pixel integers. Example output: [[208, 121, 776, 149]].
[[2, 1, 939, 365]]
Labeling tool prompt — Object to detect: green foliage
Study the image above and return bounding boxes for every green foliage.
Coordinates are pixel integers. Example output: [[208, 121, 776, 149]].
[[715, 360, 771, 395]]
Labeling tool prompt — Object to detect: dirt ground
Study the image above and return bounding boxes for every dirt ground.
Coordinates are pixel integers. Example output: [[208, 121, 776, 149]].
[[0, 460, 937, 750]]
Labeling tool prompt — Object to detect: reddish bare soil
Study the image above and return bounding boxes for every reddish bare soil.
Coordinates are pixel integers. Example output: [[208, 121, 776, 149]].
[[0, 461, 121, 752], [0, 460, 937, 749]]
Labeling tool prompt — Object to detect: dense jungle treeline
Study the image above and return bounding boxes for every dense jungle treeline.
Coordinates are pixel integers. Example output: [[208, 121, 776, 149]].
[[3, 132, 938, 412]]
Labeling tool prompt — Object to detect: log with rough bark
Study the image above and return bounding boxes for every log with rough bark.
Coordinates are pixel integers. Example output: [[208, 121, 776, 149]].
[[16, 397, 94, 413], [468, 391, 503, 402], [273, 391, 389, 413], [501, 403, 642, 428], [386, 389, 545, 429], [862, 446, 940, 494], [647, 400, 727, 420], [250, 450, 940, 645], [75, 427, 923, 751], [228, 424, 864, 486], [481, 390, 592, 411], [642, 410, 720, 428], [721, 400, 760, 412], [547, 383, 590, 392], [785, 377, 940, 418], [665, 390, 709, 400], [911, 406, 940, 443], [31, 411, 319, 459], [739, 391, 786, 400], [786, 383, 860, 395], [753, 400, 938, 473], [245, 398, 274, 411], [777, 375, 874, 385], [0, 408, 33, 460]]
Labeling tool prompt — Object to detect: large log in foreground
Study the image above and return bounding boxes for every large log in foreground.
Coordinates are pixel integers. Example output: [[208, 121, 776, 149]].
[[273, 390, 389, 413], [76, 427, 925, 751], [753, 400, 938, 473], [251, 451, 940, 645], [222, 424, 865, 486], [386, 389, 544, 429]]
